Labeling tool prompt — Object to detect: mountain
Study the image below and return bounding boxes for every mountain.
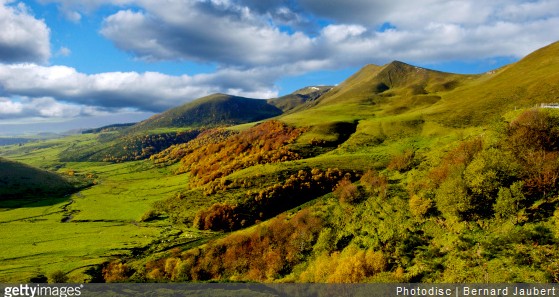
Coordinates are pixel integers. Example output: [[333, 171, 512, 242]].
[[59, 94, 282, 162], [282, 41, 559, 129], [0, 157, 75, 200], [128, 94, 282, 133], [268, 86, 333, 113], [315, 61, 472, 107]]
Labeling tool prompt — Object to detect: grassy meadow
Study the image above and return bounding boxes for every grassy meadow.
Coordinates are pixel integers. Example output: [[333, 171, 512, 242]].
[[0, 136, 216, 283]]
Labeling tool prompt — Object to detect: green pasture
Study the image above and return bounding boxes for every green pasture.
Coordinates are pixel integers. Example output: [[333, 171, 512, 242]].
[[0, 137, 199, 282]]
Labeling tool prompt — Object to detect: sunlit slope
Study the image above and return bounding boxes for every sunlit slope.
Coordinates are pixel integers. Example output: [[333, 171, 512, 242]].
[[429, 41, 559, 126], [281, 61, 475, 126], [0, 157, 75, 200]]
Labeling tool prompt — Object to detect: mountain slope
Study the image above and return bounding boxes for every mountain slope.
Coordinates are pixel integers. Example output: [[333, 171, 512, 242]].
[[0, 157, 75, 200], [128, 94, 282, 133], [317, 61, 472, 106], [430, 41, 559, 126], [279, 61, 475, 127], [268, 86, 333, 113]]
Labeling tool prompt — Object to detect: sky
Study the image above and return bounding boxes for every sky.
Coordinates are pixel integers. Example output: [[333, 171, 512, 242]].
[[1, 0, 559, 135]]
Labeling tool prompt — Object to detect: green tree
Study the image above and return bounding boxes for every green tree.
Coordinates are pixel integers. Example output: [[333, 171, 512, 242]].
[[435, 171, 471, 220], [464, 148, 518, 198]]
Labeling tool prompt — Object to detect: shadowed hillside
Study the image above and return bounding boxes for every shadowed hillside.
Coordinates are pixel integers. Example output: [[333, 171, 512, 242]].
[[0, 157, 76, 200], [269, 86, 333, 113], [128, 94, 282, 134]]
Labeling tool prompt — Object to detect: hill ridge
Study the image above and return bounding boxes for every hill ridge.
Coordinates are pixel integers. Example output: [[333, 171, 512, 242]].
[[127, 93, 282, 134]]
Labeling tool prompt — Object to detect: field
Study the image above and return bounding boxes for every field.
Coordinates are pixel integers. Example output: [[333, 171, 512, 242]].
[[0, 137, 216, 282]]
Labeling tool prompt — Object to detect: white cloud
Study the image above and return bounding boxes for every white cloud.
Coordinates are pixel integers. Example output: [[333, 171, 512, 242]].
[[0, 63, 282, 113], [34, 0, 559, 69], [0, 0, 50, 63], [0, 97, 23, 114], [100, 4, 317, 67], [0, 96, 112, 121], [93, 0, 559, 70]]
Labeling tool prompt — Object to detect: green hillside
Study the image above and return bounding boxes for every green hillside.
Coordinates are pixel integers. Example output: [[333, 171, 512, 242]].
[[128, 93, 282, 133], [0, 157, 76, 200], [429, 41, 559, 126]]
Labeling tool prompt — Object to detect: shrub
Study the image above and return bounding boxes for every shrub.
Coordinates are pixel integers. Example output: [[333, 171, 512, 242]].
[[47, 270, 68, 283], [387, 149, 415, 172], [360, 169, 388, 197], [102, 261, 131, 283], [334, 179, 360, 204], [148, 209, 323, 282], [409, 194, 432, 218], [193, 203, 239, 231]]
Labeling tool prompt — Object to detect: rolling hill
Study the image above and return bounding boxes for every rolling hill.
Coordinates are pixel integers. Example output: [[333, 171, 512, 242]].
[[0, 157, 76, 200], [429, 40, 559, 126], [128, 94, 283, 133]]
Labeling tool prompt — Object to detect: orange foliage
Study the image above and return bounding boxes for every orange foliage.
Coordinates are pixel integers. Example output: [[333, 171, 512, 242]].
[[507, 109, 559, 152], [360, 169, 388, 197], [193, 203, 239, 231], [176, 120, 307, 186], [102, 261, 131, 283], [145, 209, 323, 282], [301, 246, 387, 283], [387, 149, 415, 172], [150, 129, 235, 165], [334, 179, 360, 204], [427, 137, 483, 187]]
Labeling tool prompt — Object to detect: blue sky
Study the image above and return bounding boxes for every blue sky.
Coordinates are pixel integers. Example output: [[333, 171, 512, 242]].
[[1, 0, 559, 134]]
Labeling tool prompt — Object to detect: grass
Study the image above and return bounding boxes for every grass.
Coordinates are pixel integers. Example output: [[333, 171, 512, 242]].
[[66, 162, 188, 222], [0, 136, 210, 282]]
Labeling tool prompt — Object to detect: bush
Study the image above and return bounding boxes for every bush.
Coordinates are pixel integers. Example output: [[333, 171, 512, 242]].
[[334, 179, 360, 204], [409, 194, 432, 218], [360, 169, 388, 197], [387, 149, 415, 172], [102, 261, 131, 283], [47, 270, 68, 283]]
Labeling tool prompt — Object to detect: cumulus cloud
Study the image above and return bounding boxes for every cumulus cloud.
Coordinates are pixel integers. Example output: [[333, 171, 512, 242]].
[[100, 4, 317, 67], [0, 97, 23, 114], [36, 0, 559, 69], [0, 0, 50, 63], [0, 63, 283, 113], [94, 0, 559, 70], [0, 96, 112, 120]]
